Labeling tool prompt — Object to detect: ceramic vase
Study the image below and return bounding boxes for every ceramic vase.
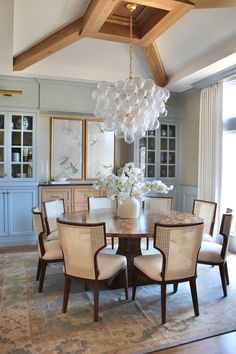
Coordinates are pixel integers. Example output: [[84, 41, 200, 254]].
[[118, 196, 140, 218]]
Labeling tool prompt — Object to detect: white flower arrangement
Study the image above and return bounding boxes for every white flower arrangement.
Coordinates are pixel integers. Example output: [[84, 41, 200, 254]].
[[94, 162, 173, 200]]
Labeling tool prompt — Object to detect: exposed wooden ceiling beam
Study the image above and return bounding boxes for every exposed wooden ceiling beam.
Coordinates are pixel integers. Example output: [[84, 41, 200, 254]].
[[126, 0, 194, 11], [13, 18, 83, 71], [81, 0, 121, 35], [142, 42, 167, 87], [139, 3, 194, 47], [192, 0, 236, 8], [93, 22, 140, 43]]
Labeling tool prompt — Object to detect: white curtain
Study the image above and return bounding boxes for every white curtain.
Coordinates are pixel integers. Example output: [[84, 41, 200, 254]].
[[198, 81, 223, 214]]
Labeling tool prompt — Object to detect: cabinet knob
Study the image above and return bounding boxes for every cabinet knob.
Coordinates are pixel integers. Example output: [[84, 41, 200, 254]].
[[50, 195, 61, 198]]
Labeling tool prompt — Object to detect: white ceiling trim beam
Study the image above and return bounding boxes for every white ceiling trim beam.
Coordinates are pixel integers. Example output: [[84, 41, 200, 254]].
[[167, 35, 236, 91]]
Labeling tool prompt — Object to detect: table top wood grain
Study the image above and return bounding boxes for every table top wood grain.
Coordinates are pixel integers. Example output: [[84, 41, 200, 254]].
[[58, 209, 203, 238]]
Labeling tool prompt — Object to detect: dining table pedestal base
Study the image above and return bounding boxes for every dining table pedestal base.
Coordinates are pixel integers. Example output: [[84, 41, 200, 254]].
[[108, 237, 154, 288]]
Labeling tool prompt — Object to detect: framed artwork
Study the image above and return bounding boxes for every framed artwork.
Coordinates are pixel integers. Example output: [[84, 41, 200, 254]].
[[85, 119, 116, 180], [50, 117, 84, 180]]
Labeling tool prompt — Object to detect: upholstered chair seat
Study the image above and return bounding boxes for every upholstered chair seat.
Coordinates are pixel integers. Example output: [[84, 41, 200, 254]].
[[198, 241, 222, 263], [202, 233, 214, 242], [134, 254, 162, 281], [46, 230, 59, 241], [97, 253, 127, 280], [42, 239, 63, 260]]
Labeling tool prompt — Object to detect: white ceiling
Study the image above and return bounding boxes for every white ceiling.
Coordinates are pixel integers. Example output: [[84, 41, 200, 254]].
[[1, 0, 236, 92]]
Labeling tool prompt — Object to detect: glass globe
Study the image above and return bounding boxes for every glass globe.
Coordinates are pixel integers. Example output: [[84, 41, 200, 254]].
[[92, 77, 170, 143]]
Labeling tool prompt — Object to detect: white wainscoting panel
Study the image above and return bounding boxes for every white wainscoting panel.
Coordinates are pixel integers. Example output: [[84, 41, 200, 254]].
[[178, 185, 197, 212]]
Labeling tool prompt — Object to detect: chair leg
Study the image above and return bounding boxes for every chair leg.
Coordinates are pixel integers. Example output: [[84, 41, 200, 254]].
[[111, 237, 114, 249], [161, 283, 167, 324], [132, 267, 137, 301], [36, 258, 41, 281], [62, 276, 71, 313], [146, 237, 149, 250], [93, 281, 99, 322], [39, 262, 47, 293], [122, 267, 129, 300], [219, 264, 227, 297], [224, 262, 230, 285], [189, 278, 199, 316], [173, 282, 178, 293]]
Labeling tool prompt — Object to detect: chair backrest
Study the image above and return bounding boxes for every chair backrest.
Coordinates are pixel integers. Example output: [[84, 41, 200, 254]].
[[192, 199, 217, 235], [220, 212, 233, 260], [144, 196, 173, 212], [88, 196, 116, 210], [57, 220, 106, 279], [42, 199, 65, 234], [32, 208, 46, 257], [154, 223, 204, 281]]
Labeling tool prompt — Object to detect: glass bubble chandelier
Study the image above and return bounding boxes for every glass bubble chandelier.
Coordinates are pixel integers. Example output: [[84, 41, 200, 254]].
[[92, 3, 170, 144]]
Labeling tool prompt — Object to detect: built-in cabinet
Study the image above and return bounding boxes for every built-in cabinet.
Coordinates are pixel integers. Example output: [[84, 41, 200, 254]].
[[0, 110, 38, 247], [39, 185, 105, 212], [0, 187, 38, 245]]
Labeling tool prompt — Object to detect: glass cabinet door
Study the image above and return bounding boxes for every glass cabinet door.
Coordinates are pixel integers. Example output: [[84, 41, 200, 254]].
[[136, 122, 177, 180], [0, 114, 6, 178], [160, 123, 176, 178], [138, 130, 156, 178], [11, 114, 34, 179]]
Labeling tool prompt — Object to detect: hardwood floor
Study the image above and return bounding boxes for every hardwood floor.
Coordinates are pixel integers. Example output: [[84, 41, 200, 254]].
[[152, 331, 236, 354]]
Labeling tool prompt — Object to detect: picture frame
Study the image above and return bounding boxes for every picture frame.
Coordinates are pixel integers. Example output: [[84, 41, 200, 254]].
[[85, 119, 116, 180], [50, 117, 84, 180]]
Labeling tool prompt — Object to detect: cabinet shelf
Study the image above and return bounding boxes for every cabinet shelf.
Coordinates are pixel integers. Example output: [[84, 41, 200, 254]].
[[0, 112, 36, 180]]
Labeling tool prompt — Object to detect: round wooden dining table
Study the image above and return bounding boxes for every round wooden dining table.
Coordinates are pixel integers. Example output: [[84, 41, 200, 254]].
[[58, 208, 203, 287]]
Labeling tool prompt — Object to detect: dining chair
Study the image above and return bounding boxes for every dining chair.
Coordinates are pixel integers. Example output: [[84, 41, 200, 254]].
[[57, 219, 128, 321], [192, 199, 217, 242], [132, 222, 204, 324], [143, 196, 173, 250], [198, 211, 233, 297], [42, 198, 65, 240], [88, 196, 117, 249], [32, 208, 63, 292]]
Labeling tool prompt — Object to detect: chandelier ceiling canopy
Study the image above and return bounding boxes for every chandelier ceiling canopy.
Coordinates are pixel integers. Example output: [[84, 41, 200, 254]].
[[92, 3, 170, 144]]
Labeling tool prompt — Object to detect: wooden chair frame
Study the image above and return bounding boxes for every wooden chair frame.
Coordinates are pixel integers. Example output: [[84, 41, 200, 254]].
[[32, 208, 63, 292], [132, 222, 204, 324], [57, 219, 128, 321], [198, 213, 233, 297]]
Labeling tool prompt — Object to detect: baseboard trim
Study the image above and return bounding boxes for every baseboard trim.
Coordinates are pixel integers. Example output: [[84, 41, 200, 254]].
[[0, 245, 37, 254]]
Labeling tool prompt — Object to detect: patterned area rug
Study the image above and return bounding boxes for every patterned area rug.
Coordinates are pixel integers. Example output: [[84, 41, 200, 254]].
[[1, 251, 236, 354]]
